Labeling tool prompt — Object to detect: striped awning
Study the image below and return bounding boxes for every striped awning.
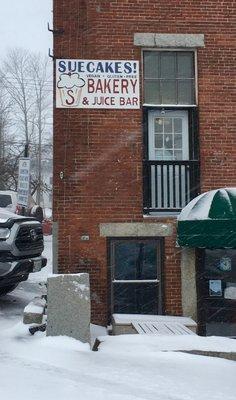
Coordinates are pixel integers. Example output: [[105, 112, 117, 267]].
[[177, 188, 236, 248]]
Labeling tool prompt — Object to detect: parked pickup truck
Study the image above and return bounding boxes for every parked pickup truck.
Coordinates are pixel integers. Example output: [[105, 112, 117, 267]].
[[0, 209, 47, 296]]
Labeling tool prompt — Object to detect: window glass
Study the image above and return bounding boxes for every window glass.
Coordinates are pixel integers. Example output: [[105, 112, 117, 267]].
[[178, 80, 193, 104], [0, 195, 12, 207], [144, 51, 195, 105], [160, 53, 175, 78], [144, 81, 160, 104], [160, 80, 177, 104], [144, 52, 159, 79], [177, 53, 194, 78]]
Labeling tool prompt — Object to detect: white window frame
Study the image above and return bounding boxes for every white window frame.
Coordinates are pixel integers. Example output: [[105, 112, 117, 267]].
[[141, 48, 198, 107]]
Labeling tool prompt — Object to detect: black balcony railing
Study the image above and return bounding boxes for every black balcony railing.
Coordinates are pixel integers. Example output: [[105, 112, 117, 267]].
[[143, 160, 200, 213]]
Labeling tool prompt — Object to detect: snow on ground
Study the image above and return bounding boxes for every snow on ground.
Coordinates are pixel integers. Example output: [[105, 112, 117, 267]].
[[99, 333, 236, 354], [0, 235, 236, 400]]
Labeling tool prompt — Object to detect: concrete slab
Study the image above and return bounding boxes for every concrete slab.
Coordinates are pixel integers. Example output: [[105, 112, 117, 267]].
[[46, 273, 91, 343]]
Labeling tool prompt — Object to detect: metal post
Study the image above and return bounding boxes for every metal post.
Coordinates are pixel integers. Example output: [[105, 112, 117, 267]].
[[21, 143, 29, 216]]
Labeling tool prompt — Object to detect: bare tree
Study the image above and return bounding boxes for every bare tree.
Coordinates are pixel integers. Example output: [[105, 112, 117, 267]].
[[29, 54, 52, 204], [0, 48, 52, 203]]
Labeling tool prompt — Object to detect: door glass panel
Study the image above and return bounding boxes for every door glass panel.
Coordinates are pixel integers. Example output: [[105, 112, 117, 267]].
[[163, 150, 174, 160], [164, 134, 173, 149], [114, 241, 157, 280], [163, 118, 172, 133], [155, 150, 163, 159], [174, 134, 182, 149], [206, 307, 236, 337], [174, 150, 182, 160], [200, 249, 236, 337], [155, 134, 163, 148], [173, 118, 182, 133], [113, 283, 159, 314], [155, 118, 164, 133], [204, 249, 236, 278]]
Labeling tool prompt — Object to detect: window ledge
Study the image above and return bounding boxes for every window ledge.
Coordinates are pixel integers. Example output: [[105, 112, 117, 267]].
[[134, 33, 205, 48], [143, 213, 179, 219]]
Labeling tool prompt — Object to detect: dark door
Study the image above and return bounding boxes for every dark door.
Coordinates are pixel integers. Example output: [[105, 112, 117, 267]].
[[110, 238, 162, 315], [197, 249, 236, 337]]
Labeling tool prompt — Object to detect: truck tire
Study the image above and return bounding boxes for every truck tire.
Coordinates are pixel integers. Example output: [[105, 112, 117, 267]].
[[0, 284, 18, 296], [30, 205, 44, 222]]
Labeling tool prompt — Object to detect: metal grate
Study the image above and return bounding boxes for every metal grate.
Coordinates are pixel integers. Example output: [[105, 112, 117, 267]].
[[15, 224, 44, 252]]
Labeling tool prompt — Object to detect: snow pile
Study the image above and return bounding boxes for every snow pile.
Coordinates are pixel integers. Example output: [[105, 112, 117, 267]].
[[98, 334, 236, 354], [24, 297, 46, 314]]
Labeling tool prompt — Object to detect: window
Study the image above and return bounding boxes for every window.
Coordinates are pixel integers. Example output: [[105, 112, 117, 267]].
[[144, 51, 195, 105], [0, 195, 12, 208]]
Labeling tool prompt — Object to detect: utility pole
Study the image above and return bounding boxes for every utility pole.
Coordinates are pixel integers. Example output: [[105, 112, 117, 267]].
[[21, 142, 29, 216], [36, 105, 42, 207]]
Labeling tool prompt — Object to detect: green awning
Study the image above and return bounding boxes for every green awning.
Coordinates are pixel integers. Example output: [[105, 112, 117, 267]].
[[177, 188, 236, 248]]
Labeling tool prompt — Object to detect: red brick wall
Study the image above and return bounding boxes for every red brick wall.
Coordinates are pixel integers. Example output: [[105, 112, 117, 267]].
[[53, 0, 235, 325]]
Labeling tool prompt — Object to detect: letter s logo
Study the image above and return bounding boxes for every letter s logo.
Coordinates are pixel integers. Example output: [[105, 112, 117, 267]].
[[65, 90, 75, 105], [58, 60, 66, 72]]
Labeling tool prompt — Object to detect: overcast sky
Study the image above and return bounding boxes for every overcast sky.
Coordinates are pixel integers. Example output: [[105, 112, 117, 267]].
[[0, 0, 52, 56]]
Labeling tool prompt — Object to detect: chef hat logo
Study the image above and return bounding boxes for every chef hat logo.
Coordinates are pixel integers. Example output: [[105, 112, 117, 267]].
[[57, 73, 85, 89]]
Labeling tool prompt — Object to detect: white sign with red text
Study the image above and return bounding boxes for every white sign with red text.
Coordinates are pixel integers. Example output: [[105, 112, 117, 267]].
[[56, 59, 140, 109]]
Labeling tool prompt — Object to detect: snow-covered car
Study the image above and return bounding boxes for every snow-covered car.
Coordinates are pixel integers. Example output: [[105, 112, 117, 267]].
[[0, 209, 47, 296], [0, 190, 44, 222], [0, 191, 19, 214]]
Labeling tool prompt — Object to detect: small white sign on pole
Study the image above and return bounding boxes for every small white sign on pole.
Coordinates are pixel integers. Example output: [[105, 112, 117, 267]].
[[17, 158, 31, 207], [56, 59, 140, 109]]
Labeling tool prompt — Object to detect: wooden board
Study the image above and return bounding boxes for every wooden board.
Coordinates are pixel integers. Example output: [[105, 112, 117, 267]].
[[132, 321, 196, 336]]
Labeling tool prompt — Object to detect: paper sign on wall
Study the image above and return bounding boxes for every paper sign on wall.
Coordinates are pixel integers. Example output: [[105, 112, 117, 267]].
[[56, 59, 140, 109]]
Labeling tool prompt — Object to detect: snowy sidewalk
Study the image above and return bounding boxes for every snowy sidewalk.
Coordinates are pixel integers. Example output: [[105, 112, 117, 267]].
[[0, 235, 235, 400]]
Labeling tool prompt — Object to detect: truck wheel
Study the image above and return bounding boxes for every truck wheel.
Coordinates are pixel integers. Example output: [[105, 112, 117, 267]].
[[0, 284, 18, 296], [30, 205, 44, 222]]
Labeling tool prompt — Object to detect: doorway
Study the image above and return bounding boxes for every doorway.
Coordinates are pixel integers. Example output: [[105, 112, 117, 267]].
[[197, 249, 236, 337], [148, 110, 191, 210], [109, 238, 163, 315]]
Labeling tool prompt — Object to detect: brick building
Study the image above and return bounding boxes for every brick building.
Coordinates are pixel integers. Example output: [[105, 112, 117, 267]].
[[53, 1, 236, 335]]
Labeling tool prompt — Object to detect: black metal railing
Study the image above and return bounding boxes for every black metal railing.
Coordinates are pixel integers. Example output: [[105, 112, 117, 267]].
[[143, 160, 200, 213]]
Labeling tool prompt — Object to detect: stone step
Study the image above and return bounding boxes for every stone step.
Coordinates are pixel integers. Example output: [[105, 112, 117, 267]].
[[23, 297, 46, 325]]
